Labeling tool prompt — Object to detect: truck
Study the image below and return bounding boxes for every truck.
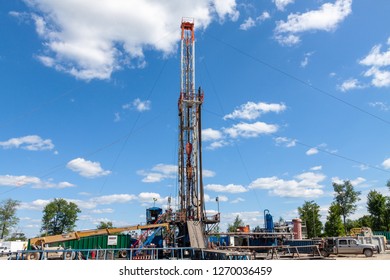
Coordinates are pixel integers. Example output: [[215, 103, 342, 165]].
[[319, 237, 377, 257], [0, 241, 27, 256]]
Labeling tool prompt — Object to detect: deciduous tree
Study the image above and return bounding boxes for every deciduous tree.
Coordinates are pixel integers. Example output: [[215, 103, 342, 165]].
[[367, 190, 386, 231], [97, 221, 113, 229], [41, 198, 81, 235], [227, 215, 244, 232], [333, 180, 361, 234], [0, 199, 20, 239], [298, 201, 323, 238], [324, 203, 344, 237]]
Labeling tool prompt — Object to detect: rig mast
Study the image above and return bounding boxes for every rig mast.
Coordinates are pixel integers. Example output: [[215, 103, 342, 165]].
[[178, 18, 204, 223], [174, 18, 219, 248]]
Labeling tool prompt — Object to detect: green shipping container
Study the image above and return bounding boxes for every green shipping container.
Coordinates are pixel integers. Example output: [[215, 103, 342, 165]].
[[61, 234, 136, 250], [373, 231, 390, 241]]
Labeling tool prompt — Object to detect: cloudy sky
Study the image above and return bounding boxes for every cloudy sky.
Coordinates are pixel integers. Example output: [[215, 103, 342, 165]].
[[1, 0, 390, 237]]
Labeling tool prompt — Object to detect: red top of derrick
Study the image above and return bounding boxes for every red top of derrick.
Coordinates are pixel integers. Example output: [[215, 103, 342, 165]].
[[181, 18, 194, 42]]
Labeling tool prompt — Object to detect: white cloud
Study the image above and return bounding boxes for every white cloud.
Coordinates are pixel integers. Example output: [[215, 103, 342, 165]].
[[310, 165, 322, 171], [258, 11, 271, 22], [202, 169, 216, 178], [275, 0, 352, 45], [301, 52, 314, 68], [224, 122, 278, 138], [363, 67, 390, 88], [202, 128, 223, 141], [240, 17, 256, 31], [274, 137, 296, 148], [360, 41, 390, 68], [123, 98, 151, 112], [213, 0, 240, 22], [32, 181, 76, 189], [114, 112, 121, 122], [19, 199, 51, 211], [306, 147, 319, 156], [24, 0, 239, 80], [354, 37, 390, 88], [369, 102, 390, 111], [91, 194, 137, 205], [0, 175, 41, 187], [67, 157, 111, 178], [152, 163, 177, 174], [138, 163, 215, 183], [223, 101, 286, 120], [204, 194, 228, 203], [122, 98, 151, 112], [338, 78, 365, 92], [90, 208, 114, 214], [0, 135, 54, 151], [138, 163, 176, 183], [138, 192, 162, 203], [206, 140, 230, 150], [230, 197, 245, 204], [273, 0, 295, 11], [205, 183, 247, 193], [0, 175, 75, 189], [249, 172, 326, 198], [382, 158, 390, 169], [239, 12, 270, 31], [331, 176, 366, 186]]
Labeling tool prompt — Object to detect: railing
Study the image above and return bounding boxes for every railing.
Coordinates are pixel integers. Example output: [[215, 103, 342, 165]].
[[7, 247, 203, 260]]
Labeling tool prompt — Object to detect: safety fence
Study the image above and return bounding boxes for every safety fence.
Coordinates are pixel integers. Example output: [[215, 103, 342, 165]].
[[8, 247, 203, 260]]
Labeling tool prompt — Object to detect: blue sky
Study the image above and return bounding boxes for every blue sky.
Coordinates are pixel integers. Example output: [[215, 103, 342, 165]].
[[1, 0, 390, 238]]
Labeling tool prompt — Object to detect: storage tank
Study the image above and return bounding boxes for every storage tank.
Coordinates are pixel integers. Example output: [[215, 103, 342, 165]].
[[292, 218, 302, 240], [264, 209, 274, 232]]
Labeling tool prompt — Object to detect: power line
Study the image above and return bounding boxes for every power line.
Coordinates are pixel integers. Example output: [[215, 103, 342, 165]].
[[202, 107, 390, 175], [97, 60, 169, 194], [206, 34, 390, 127]]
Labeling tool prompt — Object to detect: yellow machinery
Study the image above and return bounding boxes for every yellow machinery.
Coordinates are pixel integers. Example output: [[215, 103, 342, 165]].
[[29, 223, 170, 248]]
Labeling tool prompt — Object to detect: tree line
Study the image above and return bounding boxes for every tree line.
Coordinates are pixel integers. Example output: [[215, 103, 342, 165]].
[[2, 180, 390, 239], [298, 180, 390, 238]]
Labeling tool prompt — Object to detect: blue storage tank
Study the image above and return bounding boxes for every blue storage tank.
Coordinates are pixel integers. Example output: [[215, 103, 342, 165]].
[[264, 209, 274, 232]]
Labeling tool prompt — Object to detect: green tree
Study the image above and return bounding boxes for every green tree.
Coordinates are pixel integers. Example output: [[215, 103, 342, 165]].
[[298, 201, 323, 238], [0, 199, 20, 239], [96, 221, 113, 229], [345, 215, 373, 231], [385, 198, 390, 231], [41, 198, 81, 235], [227, 215, 244, 232], [333, 180, 361, 234], [367, 190, 386, 231], [324, 203, 344, 237]]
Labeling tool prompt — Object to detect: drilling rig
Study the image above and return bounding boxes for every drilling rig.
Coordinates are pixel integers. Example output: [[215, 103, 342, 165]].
[[175, 18, 219, 248]]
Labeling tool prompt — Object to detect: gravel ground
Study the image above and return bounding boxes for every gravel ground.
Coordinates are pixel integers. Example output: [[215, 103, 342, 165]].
[[331, 250, 390, 260]]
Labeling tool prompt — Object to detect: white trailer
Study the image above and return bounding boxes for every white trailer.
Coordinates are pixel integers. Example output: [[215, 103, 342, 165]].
[[0, 241, 27, 255]]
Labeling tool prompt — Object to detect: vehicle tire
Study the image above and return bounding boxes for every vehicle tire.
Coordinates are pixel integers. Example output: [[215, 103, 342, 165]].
[[320, 250, 329, 258], [364, 249, 373, 257], [26, 252, 40, 260], [64, 251, 75, 260], [119, 250, 127, 258]]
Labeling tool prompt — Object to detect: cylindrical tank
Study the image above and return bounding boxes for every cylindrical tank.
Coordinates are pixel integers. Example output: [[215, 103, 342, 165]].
[[237, 225, 250, 232], [292, 218, 302, 240], [264, 209, 274, 232]]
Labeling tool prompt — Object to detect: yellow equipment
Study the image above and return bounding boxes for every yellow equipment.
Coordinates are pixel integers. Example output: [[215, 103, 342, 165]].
[[29, 223, 170, 248]]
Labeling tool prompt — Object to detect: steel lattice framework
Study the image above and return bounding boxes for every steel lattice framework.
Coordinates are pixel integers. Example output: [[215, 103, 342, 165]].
[[177, 18, 205, 223]]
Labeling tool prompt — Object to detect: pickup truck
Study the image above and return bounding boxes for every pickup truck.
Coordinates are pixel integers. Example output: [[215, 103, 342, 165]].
[[320, 237, 377, 257]]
